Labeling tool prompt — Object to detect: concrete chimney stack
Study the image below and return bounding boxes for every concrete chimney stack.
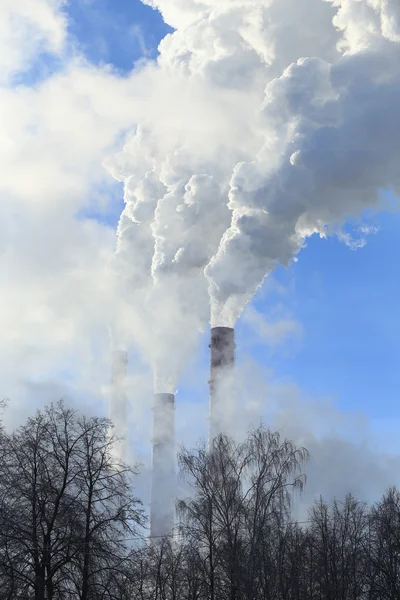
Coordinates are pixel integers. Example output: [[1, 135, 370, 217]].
[[150, 393, 176, 539], [110, 350, 128, 461], [209, 327, 235, 445]]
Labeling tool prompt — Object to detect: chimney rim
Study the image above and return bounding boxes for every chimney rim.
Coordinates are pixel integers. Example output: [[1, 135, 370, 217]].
[[210, 326, 234, 334]]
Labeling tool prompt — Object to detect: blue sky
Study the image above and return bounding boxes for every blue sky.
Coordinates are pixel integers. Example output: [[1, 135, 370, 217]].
[[58, 0, 400, 438], [255, 209, 400, 418], [67, 0, 172, 71]]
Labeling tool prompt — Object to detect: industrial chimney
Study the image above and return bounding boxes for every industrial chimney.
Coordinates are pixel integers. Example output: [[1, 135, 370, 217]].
[[150, 393, 176, 539], [209, 327, 236, 445], [110, 350, 128, 461]]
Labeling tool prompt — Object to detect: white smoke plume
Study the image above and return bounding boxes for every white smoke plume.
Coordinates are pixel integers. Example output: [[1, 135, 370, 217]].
[[206, 40, 400, 325], [106, 0, 400, 387]]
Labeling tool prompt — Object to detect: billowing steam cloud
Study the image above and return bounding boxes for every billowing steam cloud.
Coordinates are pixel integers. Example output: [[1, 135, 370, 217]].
[[106, 0, 400, 389], [206, 42, 400, 325]]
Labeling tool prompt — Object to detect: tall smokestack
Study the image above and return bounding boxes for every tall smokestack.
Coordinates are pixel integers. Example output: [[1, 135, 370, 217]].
[[110, 350, 128, 461], [209, 327, 235, 445], [150, 393, 176, 539]]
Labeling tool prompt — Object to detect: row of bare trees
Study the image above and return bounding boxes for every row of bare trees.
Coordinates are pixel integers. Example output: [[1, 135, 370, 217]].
[[131, 431, 400, 600], [1, 399, 400, 600]]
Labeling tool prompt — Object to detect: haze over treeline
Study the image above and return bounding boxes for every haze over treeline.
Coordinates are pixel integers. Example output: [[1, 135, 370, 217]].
[[1, 399, 400, 600]]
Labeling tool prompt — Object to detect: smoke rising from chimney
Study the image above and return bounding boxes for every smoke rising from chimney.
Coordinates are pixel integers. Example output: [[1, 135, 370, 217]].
[[106, 0, 400, 357], [206, 45, 400, 325], [104, 0, 346, 388]]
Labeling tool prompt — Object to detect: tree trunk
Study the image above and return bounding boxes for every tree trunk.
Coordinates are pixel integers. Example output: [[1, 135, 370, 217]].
[[35, 565, 45, 600], [81, 487, 93, 600]]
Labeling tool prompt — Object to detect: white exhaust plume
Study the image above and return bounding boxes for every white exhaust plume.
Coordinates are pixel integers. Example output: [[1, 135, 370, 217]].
[[105, 0, 400, 533], [205, 40, 400, 326], [109, 0, 400, 340], [105, 0, 343, 381]]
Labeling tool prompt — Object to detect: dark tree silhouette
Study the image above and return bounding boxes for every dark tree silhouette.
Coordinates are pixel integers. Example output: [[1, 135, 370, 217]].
[[0, 400, 145, 600]]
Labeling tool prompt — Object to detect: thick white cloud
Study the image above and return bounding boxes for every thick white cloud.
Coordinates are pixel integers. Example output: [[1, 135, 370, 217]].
[[0, 0, 67, 83], [141, 0, 206, 29], [329, 0, 400, 52], [0, 2, 152, 428], [108, 0, 343, 388], [122, 0, 400, 332], [0, 57, 146, 359], [206, 40, 400, 325], [116, 0, 400, 336], [0, 64, 139, 211], [155, 0, 340, 90]]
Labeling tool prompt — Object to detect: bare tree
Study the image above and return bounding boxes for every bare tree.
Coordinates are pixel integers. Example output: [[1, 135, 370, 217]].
[[307, 493, 369, 600], [69, 411, 145, 600], [177, 434, 247, 600], [241, 427, 309, 600], [0, 400, 145, 600], [364, 486, 400, 600], [177, 425, 309, 600]]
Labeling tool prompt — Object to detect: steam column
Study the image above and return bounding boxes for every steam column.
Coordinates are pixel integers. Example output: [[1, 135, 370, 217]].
[[110, 350, 128, 462], [209, 327, 236, 445], [150, 393, 176, 539]]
